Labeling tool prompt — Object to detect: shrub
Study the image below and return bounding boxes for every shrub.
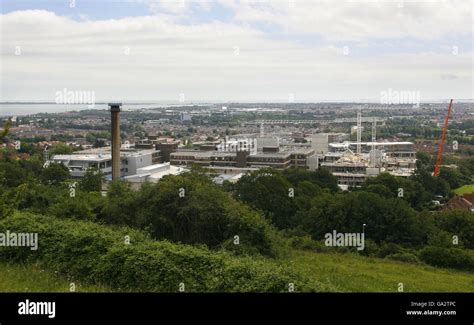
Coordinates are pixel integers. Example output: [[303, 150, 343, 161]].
[[0, 213, 328, 292], [433, 210, 474, 249], [385, 252, 421, 265], [288, 235, 328, 252], [419, 246, 474, 271], [376, 243, 404, 258], [101, 175, 285, 258], [359, 239, 380, 257]]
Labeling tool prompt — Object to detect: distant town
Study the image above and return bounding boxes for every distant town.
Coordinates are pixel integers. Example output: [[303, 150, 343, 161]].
[[2, 102, 473, 199]]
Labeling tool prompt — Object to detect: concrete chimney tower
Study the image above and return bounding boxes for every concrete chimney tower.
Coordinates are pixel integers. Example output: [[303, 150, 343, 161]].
[[109, 103, 122, 181]]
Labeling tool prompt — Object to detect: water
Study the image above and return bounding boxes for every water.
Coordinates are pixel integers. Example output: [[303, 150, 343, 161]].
[[0, 102, 209, 117]]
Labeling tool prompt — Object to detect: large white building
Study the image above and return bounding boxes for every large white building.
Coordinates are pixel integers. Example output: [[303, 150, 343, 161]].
[[123, 162, 187, 188], [49, 147, 160, 180]]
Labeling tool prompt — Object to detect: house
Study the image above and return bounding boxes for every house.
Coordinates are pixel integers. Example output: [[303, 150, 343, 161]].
[[444, 193, 474, 212]]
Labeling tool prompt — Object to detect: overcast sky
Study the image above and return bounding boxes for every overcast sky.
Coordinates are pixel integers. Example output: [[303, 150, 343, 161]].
[[0, 0, 472, 103]]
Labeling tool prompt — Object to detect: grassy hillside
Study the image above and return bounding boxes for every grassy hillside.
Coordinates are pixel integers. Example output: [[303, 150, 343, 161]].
[[2, 252, 473, 293], [285, 250, 474, 292], [1, 213, 473, 293], [454, 184, 474, 195], [0, 262, 109, 292]]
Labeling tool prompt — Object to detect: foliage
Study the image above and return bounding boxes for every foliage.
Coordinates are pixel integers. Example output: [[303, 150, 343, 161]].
[[40, 163, 70, 185], [0, 213, 326, 292], [454, 185, 474, 196], [432, 210, 474, 249], [79, 168, 105, 192], [287, 250, 474, 292], [293, 191, 426, 246], [233, 168, 297, 229], [0, 262, 109, 292], [385, 252, 421, 265], [49, 143, 73, 156], [419, 246, 474, 271], [282, 168, 339, 192]]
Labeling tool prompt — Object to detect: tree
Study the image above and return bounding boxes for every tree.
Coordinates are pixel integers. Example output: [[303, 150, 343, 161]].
[[0, 161, 31, 188], [415, 151, 432, 171], [99, 172, 283, 257], [438, 167, 467, 190], [49, 143, 73, 156], [79, 168, 105, 192], [363, 172, 431, 210], [234, 168, 298, 229], [294, 191, 426, 246], [283, 167, 339, 192], [100, 181, 139, 226], [0, 119, 11, 144], [49, 191, 101, 221], [40, 163, 70, 185], [433, 210, 474, 249]]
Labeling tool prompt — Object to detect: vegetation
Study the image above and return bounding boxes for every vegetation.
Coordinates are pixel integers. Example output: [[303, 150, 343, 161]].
[[454, 185, 474, 195], [286, 250, 474, 292], [0, 146, 473, 292], [0, 262, 109, 292], [0, 213, 324, 292]]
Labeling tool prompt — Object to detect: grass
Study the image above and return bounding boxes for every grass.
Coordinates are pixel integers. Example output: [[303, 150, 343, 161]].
[[284, 250, 474, 292], [454, 184, 474, 195], [0, 262, 110, 292], [2, 251, 473, 293]]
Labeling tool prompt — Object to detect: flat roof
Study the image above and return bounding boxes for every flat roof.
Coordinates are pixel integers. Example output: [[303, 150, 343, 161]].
[[52, 154, 111, 162], [330, 141, 413, 146]]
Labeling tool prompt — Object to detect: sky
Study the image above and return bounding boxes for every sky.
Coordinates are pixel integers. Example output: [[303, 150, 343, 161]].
[[0, 0, 473, 103]]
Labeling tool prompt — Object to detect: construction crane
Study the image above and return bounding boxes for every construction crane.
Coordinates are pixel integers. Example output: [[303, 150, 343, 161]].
[[434, 99, 453, 177], [370, 117, 377, 167], [356, 109, 362, 155]]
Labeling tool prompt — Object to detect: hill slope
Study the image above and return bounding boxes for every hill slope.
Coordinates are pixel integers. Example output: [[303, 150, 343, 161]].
[[0, 262, 109, 292], [285, 250, 474, 292]]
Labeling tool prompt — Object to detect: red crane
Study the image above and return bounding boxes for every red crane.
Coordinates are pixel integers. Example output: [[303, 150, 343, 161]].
[[433, 99, 453, 177]]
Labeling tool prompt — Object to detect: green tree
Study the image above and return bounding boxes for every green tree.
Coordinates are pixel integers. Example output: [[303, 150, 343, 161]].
[[235, 168, 297, 229], [40, 163, 70, 185], [100, 181, 139, 226], [79, 168, 105, 192], [438, 167, 467, 190], [49, 143, 73, 156], [294, 191, 425, 246], [433, 210, 474, 249], [283, 168, 339, 192]]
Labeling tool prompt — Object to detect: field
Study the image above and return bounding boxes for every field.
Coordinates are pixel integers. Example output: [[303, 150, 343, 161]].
[[285, 250, 474, 292], [0, 262, 109, 292], [2, 251, 473, 293], [454, 185, 474, 195]]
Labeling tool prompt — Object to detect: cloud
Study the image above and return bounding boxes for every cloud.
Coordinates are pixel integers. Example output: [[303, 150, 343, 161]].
[[440, 74, 459, 80], [227, 0, 472, 41], [0, 2, 472, 102], [131, 0, 213, 15]]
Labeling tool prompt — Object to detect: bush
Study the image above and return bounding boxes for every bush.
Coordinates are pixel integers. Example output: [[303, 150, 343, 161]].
[[288, 235, 328, 252], [433, 210, 474, 249], [385, 252, 421, 265], [100, 175, 285, 258], [296, 191, 426, 247], [0, 213, 329, 292], [358, 239, 380, 257], [419, 246, 474, 271], [377, 243, 404, 258]]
